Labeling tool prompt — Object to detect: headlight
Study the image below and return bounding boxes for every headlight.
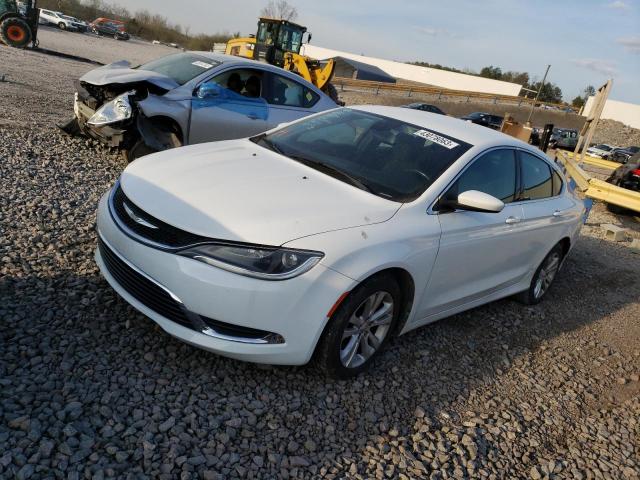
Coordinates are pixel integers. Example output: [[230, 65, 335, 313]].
[[87, 91, 134, 126], [178, 243, 324, 280]]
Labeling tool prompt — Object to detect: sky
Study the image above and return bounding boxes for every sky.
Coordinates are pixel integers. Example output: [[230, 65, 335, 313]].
[[118, 0, 640, 103]]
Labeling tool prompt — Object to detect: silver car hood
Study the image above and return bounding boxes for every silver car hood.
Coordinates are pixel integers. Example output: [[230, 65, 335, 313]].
[[79, 60, 179, 90]]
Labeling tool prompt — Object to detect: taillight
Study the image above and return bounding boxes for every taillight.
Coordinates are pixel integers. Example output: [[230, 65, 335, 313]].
[[631, 169, 640, 177]]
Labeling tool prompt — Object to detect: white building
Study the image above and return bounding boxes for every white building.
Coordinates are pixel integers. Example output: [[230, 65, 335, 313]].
[[583, 97, 640, 129], [301, 44, 523, 97]]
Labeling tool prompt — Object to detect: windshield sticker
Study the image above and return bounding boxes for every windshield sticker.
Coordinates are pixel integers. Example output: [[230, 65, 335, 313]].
[[192, 61, 214, 69], [413, 130, 460, 149]]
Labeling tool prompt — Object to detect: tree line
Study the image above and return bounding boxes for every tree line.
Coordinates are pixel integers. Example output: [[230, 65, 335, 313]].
[[37, 0, 238, 50], [410, 62, 566, 104]]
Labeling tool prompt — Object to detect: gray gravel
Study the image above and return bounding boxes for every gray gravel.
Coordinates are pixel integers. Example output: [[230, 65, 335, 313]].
[[36, 26, 177, 66], [1, 44, 640, 479]]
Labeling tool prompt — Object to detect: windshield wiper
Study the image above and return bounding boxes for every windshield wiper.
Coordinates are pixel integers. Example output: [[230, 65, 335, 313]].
[[253, 135, 284, 155], [287, 155, 375, 194]]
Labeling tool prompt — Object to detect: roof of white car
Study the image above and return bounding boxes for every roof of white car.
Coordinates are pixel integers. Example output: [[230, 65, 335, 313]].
[[352, 105, 530, 148]]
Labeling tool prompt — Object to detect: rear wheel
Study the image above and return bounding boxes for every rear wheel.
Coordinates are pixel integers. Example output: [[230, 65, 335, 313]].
[[58, 22, 66, 30], [0, 17, 32, 48], [316, 274, 401, 378], [324, 83, 343, 105], [516, 244, 563, 305]]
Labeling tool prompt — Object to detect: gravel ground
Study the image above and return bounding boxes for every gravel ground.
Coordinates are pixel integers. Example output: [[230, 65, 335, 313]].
[[35, 26, 176, 66], [1, 45, 640, 479]]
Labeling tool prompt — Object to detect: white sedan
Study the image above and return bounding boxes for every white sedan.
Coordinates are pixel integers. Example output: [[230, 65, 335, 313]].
[[586, 143, 616, 159], [95, 106, 586, 377]]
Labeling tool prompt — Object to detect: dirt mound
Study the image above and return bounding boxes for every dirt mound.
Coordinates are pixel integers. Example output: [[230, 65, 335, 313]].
[[591, 119, 640, 148]]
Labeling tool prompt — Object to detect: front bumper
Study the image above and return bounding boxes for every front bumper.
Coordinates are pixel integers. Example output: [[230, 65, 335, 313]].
[[95, 192, 353, 365]]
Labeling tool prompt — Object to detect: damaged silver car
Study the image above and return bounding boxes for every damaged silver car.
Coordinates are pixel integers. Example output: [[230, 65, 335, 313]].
[[60, 52, 338, 160]]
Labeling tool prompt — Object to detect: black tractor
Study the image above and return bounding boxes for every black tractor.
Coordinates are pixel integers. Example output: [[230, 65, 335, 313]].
[[0, 0, 39, 48]]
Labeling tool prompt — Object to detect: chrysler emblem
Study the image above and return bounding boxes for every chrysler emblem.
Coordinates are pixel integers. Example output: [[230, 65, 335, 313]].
[[123, 202, 159, 229]]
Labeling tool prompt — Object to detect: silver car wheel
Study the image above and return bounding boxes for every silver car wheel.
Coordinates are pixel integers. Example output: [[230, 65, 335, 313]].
[[340, 291, 394, 368], [534, 252, 561, 299]]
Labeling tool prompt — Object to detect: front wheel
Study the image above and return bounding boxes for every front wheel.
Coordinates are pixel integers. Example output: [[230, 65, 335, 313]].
[[123, 139, 157, 162], [316, 274, 401, 378], [516, 244, 564, 305]]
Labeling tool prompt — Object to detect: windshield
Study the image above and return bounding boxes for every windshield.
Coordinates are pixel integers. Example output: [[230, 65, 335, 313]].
[[138, 53, 220, 85], [252, 109, 472, 202], [466, 112, 486, 119], [594, 144, 612, 151]]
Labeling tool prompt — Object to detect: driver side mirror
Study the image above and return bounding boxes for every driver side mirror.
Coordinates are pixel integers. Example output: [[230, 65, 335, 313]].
[[439, 190, 504, 213], [196, 83, 221, 99]]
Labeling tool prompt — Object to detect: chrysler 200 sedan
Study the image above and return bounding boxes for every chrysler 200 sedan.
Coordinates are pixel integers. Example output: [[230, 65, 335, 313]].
[[95, 106, 586, 377]]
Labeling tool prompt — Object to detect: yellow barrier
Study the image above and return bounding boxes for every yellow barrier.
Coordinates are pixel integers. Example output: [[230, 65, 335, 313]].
[[564, 151, 621, 171], [333, 77, 569, 110], [556, 152, 640, 213]]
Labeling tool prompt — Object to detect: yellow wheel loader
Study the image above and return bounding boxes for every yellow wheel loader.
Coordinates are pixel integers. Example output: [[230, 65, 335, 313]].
[[225, 18, 340, 103]]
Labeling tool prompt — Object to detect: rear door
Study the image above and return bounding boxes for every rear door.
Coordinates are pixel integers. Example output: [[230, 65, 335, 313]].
[[262, 71, 322, 129], [418, 148, 530, 317], [189, 67, 269, 144], [515, 151, 575, 267]]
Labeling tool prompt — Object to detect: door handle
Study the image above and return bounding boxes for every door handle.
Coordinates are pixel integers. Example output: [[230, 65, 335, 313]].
[[505, 216, 521, 224], [552, 210, 562, 217], [247, 113, 259, 120]]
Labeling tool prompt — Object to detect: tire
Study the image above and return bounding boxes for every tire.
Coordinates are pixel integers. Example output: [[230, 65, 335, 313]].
[[0, 17, 32, 48], [114, 34, 119, 40], [58, 22, 66, 30], [123, 139, 158, 162], [324, 82, 343, 106], [516, 243, 564, 305], [316, 274, 402, 378]]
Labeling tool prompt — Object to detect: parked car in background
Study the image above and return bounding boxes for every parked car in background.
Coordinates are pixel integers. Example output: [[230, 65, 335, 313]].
[[90, 18, 129, 40], [606, 153, 640, 213], [610, 146, 640, 164], [95, 106, 585, 377], [38, 9, 77, 30], [460, 112, 503, 130], [63, 15, 88, 32], [61, 52, 339, 160], [586, 143, 616, 159], [403, 103, 446, 115], [549, 128, 578, 150]]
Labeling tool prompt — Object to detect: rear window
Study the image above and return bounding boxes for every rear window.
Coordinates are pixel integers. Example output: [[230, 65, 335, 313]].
[[138, 53, 220, 86]]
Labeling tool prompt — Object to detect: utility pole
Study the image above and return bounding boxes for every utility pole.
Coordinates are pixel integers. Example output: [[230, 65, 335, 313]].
[[526, 64, 551, 124]]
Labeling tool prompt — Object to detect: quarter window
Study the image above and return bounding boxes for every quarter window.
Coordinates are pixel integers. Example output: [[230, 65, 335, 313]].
[[520, 152, 553, 200], [448, 149, 517, 203]]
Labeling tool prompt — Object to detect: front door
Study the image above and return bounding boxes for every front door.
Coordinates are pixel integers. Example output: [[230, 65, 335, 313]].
[[418, 148, 531, 318], [189, 68, 269, 144]]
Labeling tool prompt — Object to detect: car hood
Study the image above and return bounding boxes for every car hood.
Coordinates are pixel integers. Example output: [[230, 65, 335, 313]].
[[80, 60, 179, 90], [120, 140, 402, 246]]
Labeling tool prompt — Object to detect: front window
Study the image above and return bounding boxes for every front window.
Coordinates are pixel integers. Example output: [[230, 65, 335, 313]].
[[138, 53, 220, 85], [277, 24, 304, 53], [448, 149, 517, 203], [252, 109, 472, 202]]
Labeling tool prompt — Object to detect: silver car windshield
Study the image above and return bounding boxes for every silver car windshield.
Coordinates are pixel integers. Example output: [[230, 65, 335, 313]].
[[252, 109, 472, 202], [138, 53, 221, 86]]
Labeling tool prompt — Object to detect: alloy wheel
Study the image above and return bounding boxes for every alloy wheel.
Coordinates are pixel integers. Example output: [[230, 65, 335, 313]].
[[534, 252, 561, 299], [340, 291, 394, 368]]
